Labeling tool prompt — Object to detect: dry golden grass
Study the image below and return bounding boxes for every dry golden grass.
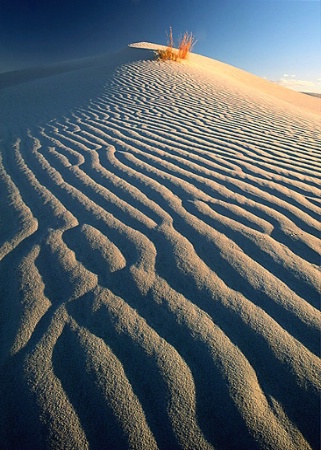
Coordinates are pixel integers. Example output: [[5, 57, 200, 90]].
[[156, 28, 195, 62], [178, 32, 195, 59]]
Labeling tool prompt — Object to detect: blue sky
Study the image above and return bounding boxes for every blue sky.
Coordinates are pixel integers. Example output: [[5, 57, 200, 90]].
[[0, 0, 320, 92]]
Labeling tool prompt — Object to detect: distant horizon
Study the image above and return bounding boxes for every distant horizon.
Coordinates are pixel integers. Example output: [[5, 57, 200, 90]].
[[1, 0, 320, 93]]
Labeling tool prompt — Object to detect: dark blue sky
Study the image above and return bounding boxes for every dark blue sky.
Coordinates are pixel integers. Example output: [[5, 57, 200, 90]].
[[0, 0, 320, 92]]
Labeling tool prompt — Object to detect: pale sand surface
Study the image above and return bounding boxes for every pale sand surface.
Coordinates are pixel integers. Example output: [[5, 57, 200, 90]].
[[0, 43, 320, 450]]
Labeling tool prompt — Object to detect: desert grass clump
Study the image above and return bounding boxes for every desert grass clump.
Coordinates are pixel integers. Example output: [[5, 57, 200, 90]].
[[156, 27, 195, 62], [177, 31, 195, 59]]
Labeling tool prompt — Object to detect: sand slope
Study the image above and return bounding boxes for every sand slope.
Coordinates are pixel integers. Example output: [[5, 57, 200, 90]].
[[0, 44, 320, 450]]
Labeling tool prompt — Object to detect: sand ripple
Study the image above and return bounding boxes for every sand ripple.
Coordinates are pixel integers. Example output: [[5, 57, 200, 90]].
[[0, 48, 320, 450]]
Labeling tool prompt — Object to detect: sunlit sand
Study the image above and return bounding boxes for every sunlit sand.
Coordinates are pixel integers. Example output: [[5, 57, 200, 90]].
[[0, 43, 320, 450]]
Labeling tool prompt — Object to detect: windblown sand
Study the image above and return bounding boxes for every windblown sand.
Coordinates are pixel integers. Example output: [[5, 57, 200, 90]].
[[0, 43, 320, 450]]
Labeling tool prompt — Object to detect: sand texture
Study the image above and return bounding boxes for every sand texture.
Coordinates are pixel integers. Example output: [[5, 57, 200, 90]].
[[0, 44, 320, 450]]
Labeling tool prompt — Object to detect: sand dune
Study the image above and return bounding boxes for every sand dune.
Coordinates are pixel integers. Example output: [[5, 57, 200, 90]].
[[0, 43, 320, 450]]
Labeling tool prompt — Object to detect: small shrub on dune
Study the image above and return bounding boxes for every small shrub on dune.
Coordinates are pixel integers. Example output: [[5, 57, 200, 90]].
[[178, 31, 195, 59], [156, 27, 178, 61], [156, 27, 195, 62]]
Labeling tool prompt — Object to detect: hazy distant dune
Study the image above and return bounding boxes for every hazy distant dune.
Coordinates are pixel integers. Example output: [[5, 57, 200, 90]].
[[0, 43, 320, 450]]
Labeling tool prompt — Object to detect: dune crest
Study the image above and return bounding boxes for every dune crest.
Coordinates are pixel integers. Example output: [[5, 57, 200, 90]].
[[0, 43, 320, 450]]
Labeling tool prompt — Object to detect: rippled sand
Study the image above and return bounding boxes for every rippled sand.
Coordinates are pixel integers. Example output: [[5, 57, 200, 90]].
[[0, 43, 320, 450]]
